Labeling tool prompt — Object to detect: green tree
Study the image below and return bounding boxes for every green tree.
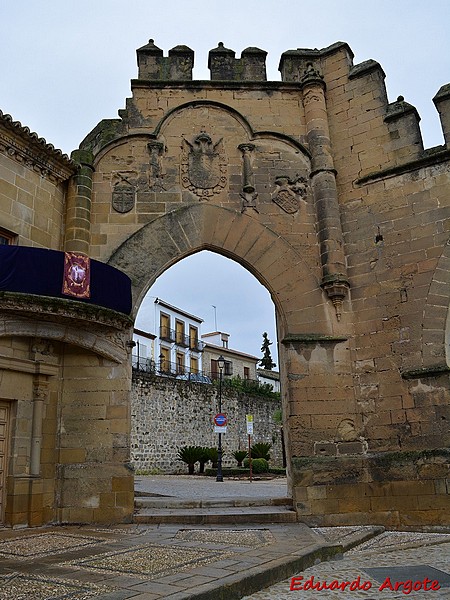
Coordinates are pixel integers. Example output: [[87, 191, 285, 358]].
[[259, 332, 276, 370]]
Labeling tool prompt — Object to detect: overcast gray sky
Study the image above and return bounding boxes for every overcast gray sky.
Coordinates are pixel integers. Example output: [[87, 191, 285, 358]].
[[2, 1, 449, 362]]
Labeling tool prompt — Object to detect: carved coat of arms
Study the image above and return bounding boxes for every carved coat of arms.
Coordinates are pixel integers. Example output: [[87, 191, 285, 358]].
[[181, 131, 227, 198], [112, 178, 135, 213], [271, 175, 308, 214]]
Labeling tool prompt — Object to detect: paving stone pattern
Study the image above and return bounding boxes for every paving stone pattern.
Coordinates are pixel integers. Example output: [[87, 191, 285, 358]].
[[0, 532, 113, 559], [0, 522, 449, 599], [243, 531, 450, 600], [0, 573, 111, 600], [63, 543, 234, 579]]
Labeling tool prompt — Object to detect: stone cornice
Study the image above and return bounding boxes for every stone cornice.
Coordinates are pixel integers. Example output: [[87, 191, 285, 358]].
[[131, 79, 304, 92], [282, 334, 348, 345], [355, 147, 450, 185], [0, 110, 76, 183], [401, 364, 450, 380], [0, 355, 59, 376], [0, 291, 132, 330]]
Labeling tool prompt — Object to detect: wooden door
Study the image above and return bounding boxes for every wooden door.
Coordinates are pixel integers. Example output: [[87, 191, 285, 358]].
[[0, 401, 10, 523]]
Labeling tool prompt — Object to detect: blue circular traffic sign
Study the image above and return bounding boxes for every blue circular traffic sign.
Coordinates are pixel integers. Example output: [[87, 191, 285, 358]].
[[214, 413, 227, 427]]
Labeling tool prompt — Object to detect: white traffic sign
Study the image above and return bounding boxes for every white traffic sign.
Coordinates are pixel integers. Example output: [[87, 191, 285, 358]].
[[246, 414, 254, 434]]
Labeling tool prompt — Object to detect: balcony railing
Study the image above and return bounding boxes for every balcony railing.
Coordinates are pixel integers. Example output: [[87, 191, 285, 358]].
[[132, 355, 211, 381], [190, 338, 205, 353], [158, 326, 205, 352], [131, 356, 273, 393], [159, 326, 175, 343]]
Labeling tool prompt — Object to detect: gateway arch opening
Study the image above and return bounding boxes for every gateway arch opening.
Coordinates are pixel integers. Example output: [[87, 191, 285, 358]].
[[130, 250, 287, 497]]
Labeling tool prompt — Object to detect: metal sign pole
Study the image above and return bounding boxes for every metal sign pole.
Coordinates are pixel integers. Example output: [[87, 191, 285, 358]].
[[246, 414, 253, 483], [248, 433, 252, 483]]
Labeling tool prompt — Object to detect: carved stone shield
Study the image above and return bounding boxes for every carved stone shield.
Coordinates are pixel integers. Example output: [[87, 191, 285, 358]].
[[272, 175, 308, 214], [181, 131, 227, 198], [112, 183, 135, 213]]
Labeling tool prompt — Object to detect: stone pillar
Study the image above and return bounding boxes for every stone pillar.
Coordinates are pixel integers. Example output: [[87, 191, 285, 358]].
[[64, 149, 94, 254], [300, 63, 349, 320], [136, 39, 164, 79], [147, 139, 165, 190], [241, 47, 267, 81], [168, 45, 194, 80], [384, 96, 423, 163], [238, 143, 258, 213], [238, 143, 256, 191], [30, 377, 48, 476]]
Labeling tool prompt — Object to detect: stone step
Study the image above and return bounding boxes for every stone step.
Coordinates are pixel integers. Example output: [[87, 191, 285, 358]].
[[133, 504, 297, 524], [134, 495, 293, 509]]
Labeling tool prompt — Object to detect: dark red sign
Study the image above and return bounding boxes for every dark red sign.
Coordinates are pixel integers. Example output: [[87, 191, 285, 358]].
[[62, 252, 91, 299]]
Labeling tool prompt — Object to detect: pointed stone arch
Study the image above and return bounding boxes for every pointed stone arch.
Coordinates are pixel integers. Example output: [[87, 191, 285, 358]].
[[422, 238, 450, 367], [107, 203, 329, 336]]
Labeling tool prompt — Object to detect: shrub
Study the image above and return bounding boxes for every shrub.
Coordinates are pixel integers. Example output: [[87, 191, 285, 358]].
[[176, 445, 204, 475], [251, 442, 272, 461], [198, 446, 211, 474], [205, 447, 219, 468], [219, 375, 280, 399], [244, 457, 269, 473], [232, 450, 248, 467]]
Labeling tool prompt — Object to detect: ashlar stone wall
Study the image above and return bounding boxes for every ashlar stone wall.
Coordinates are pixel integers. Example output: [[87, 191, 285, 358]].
[[131, 371, 283, 473]]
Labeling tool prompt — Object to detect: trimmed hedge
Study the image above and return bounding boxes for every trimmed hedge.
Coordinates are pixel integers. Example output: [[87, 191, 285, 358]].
[[204, 467, 285, 477]]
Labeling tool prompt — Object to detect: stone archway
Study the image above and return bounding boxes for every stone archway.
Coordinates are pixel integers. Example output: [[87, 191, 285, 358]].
[[3, 39, 449, 528], [107, 203, 339, 496]]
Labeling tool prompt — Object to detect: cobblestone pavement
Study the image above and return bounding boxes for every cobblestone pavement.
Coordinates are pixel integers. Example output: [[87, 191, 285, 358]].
[[1, 524, 449, 599], [0, 522, 330, 599], [243, 529, 450, 600], [1, 476, 449, 599]]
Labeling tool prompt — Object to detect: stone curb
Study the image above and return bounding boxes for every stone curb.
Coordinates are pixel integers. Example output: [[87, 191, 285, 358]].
[[170, 542, 342, 600]]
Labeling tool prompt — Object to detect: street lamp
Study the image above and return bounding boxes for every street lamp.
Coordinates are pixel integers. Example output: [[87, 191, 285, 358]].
[[216, 355, 225, 482]]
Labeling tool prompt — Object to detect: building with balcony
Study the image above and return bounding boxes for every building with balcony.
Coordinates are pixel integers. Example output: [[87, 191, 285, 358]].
[[201, 331, 259, 381], [153, 298, 204, 377], [132, 328, 156, 371]]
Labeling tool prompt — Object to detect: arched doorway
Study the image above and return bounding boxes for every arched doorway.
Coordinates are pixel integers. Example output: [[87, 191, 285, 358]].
[[131, 249, 284, 479], [107, 201, 336, 511]]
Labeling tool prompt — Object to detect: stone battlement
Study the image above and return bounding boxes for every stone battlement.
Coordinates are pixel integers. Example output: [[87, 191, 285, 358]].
[[134, 40, 450, 149]]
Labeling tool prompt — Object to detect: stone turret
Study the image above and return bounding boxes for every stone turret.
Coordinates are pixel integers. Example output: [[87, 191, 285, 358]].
[[137, 39, 194, 80], [433, 83, 450, 147], [208, 42, 267, 81]]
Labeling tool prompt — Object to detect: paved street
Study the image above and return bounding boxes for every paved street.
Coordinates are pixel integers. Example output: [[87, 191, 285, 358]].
[[135, 474, 289, 499], [243, 530, 450, 599], [0, 476, 449, 599]]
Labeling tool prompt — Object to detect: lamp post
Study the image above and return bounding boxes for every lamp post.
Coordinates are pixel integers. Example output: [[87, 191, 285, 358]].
[[216, 355, 225, 482]]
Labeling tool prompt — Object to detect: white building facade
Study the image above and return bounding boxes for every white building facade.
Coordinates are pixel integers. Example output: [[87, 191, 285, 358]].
[[132, 328, 156, 371], [154, 299, 204, 376], [257, 368, 280, 392]]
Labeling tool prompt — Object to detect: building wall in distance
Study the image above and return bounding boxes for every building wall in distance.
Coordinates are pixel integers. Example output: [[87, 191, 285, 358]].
[[131, 372, 283, 473]]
